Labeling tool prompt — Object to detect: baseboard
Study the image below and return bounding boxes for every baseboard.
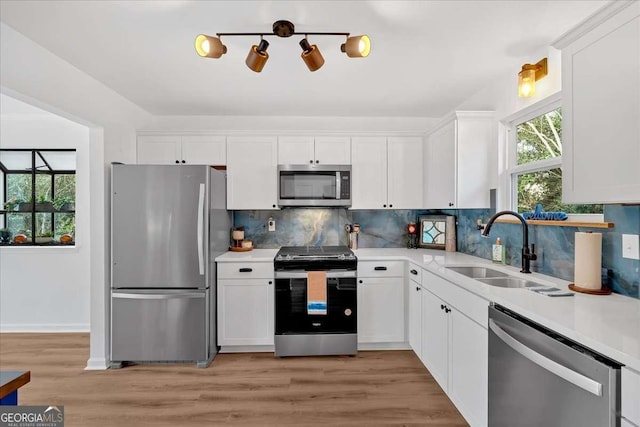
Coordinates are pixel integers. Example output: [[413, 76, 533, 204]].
[[85, 357, 108, 370], [219, 345, 275, 353], [357, 342, 411, 351], [0, 323, 90, 333]]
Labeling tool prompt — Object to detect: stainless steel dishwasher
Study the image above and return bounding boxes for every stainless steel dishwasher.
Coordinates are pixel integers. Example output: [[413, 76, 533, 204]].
[[488, 304, 621, 427]]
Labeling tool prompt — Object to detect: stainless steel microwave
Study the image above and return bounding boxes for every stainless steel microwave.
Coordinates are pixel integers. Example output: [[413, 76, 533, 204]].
[[278, 164, 351, 207]]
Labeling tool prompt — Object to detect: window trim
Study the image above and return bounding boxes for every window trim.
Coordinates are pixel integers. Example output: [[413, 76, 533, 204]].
[[501, 92, 604, 223]]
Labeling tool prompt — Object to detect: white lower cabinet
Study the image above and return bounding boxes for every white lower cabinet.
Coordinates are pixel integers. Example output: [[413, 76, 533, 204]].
[[622, 367, 640, 427], [421, 288, 449, 389], [217, 262, 274, 347], [419, 269, 489, 427], [357, 261, 405, 344], [408, 264, 423, 358], [449, 309, 488, 427]]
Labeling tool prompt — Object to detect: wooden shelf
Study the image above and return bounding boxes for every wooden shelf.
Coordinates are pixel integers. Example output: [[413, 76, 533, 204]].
[[495, 218, 614, 229]]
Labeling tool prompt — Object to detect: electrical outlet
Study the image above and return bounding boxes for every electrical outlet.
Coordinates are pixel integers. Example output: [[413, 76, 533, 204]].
[[622, 234, 640, 260], [268, 217, 276, 232]]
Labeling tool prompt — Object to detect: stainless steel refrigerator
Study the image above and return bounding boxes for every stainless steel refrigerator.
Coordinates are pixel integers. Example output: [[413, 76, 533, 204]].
[[110, 164, 230, 368]]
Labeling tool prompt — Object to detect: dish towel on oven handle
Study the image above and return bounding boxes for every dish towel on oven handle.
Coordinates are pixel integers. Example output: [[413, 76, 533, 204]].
[[307, 271, 327, 315]]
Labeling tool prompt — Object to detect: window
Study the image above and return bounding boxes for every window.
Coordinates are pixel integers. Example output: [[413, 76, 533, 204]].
[[507, 97, 602, 218], [0, 149, 76, 246]]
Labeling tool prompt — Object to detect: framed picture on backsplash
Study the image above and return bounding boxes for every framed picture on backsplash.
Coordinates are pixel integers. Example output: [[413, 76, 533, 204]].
[[418, 215, 447, 249]]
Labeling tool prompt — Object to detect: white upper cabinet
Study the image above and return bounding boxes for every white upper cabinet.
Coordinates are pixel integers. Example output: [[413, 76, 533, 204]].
[[137, 134, 226, 165], [278, 136, 351, 165], [558, 2, 640, 204], [351, 137, 388, 209], [226, 136, 279, 210], [424, 111, 495, 209], [351, 136, 423, 209]]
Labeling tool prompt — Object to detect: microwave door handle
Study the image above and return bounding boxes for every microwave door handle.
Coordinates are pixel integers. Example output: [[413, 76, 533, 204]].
[[336, 172, 341, 200], [488, 319, 603, 396]]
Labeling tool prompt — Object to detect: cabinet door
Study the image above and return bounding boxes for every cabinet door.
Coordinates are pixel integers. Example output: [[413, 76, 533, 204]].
[[181, 135, 227, 165], [421, 288, 449, 392], [357, 277, 405, 343], [622, 367, 640, 426], [217, 279, 274, 346], [137, 135, 181, 164], [351, 137, 388, 209], [387, 136, 423, 209], [408, 281, 423, 359], [277, 136, 315, 165], [425, 121, 456, 208], [227, 136, 278, 210], [450, 309, 488, 427], [455, 113, 494, 208], [562, 4, 640, 203], [314, 136, 351, 165]]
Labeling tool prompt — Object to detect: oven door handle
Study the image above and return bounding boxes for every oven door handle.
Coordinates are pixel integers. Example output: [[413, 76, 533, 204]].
[[275, 271, 357, 279], [488, 319, 603, 397]]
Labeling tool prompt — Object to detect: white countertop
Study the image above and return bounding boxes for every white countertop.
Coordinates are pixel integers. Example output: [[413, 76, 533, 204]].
[[216, 247, 640, 371], [215, 249, 278, 263]]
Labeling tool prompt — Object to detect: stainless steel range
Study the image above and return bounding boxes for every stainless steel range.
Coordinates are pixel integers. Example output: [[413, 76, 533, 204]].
[[274, 246, 357, 357]]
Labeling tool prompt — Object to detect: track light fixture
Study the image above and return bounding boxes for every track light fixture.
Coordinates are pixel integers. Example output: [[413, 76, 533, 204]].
[[194, 19, 370, 73], [518, 57, 548, 98]]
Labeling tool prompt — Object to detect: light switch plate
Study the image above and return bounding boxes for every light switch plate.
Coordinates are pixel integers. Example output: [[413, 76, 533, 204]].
[[622, 234, 640, 260]]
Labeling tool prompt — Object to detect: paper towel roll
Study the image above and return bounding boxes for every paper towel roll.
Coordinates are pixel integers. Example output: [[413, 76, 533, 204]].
[[574, 232, 602, 290]]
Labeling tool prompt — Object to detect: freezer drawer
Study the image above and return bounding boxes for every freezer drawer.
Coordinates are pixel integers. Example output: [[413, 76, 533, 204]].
[[111, 290, 208, 363]]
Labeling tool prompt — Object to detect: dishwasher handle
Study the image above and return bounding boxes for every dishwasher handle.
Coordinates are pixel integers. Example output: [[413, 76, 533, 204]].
[[488, 318, 603, 397]]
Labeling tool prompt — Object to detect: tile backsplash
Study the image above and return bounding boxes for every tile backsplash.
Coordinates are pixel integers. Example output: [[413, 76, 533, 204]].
[[233, 205, 639, 299]]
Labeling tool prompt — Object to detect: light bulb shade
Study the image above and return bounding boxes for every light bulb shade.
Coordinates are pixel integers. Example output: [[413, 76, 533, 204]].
[[300, 39, 324, 72], [518, 67, 537, 98], [245, 41, 269, 73], [194, 34, 227, 58], [341, 35, 371, 57]]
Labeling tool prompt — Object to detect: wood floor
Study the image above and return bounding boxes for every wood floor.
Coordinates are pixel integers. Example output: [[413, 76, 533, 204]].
[[0, 333, 468, 427]]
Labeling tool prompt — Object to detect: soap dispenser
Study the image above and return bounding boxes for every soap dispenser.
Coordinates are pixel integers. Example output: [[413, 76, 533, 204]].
[[492, 237, 506, 264]]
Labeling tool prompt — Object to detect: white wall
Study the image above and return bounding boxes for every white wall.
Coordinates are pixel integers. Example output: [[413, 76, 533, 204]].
[[452, 46, 563, 208], [1, 23, 153, 369], [0, 110, 91, 332], [146, 115, 439, 134]]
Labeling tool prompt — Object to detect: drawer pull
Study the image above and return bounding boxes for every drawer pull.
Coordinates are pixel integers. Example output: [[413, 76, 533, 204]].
[[410, 269, 418, 275], [239, 268, 253, 273], [374, 266, 387, 271]]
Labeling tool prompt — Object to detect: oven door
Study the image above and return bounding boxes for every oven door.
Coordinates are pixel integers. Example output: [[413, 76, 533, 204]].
[[275, 270, 357, 335]]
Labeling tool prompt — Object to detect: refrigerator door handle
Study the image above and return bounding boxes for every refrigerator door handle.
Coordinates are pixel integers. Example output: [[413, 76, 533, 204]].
[[197, 183, 205, 275], [112, 291, 205, 300], [488, 318, 603, 397]]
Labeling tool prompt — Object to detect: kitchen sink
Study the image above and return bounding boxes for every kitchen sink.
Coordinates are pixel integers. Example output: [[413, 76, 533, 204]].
[[476, 277, 541, 288], [446, 266, 508, 279]]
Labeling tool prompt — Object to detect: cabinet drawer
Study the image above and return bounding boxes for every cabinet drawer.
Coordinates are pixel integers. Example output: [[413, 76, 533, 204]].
[[422, 270, 489, 328], [407, 263, 422, 283], [622, 367, 640, 426], [217, 262, 274, 279], [358, 261, 404, 277]]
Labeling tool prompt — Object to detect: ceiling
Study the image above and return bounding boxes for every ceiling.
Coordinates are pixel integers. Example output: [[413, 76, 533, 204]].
[[0, 1, 608, 118]]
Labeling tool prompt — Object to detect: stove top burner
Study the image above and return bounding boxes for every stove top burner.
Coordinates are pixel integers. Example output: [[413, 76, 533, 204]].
[[275, 246, 355, 262]]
